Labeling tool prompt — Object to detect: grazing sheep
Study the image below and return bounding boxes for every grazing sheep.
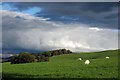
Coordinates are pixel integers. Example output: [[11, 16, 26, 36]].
[[105, 56, 109, 59], [10, 54, 13, 57], [78, 58, 82, 61], [85, 60, 90, 65]]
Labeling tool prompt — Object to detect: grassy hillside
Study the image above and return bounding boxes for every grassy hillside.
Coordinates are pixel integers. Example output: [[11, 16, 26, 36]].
[[2, 50, 118, 78]]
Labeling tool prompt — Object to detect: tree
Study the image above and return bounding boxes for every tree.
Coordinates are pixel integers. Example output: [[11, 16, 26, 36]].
[[18, 52, 35, 63], [11, 52, 35, 64], [67, 50, 72, 54], [11, 55, 19, 64], [39, 55, 49, 62], [10, 49, 72, 64], [61, 49, 67, 54], [42, 52, 51, 57]]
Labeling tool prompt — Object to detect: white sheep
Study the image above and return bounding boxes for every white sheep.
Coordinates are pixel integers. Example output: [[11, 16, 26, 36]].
[[85, 60, 90, 65], [78, 58, 82, 61], [10, 54, 13, 57], [105, 56, 109, 59]]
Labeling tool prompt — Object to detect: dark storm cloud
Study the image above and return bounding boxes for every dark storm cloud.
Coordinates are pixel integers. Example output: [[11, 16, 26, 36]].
[[4, 2, 118, 12], [3, 2, 118, 29]]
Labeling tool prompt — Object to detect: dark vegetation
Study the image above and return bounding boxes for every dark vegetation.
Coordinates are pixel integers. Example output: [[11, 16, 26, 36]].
[[10, 49, 72, 64], [11, 52, 35, 64]]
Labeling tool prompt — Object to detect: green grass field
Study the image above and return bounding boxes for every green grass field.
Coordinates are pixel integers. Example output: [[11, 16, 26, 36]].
[[2, 50, 118, 78]]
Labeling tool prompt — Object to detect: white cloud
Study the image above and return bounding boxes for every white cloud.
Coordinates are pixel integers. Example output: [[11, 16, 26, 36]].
[[89, 27, 102, 31], [1, 10, 50, 21], [1, 10, 118, 52]]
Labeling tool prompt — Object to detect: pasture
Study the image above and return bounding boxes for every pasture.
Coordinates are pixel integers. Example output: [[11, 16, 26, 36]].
[[2, 50, 118, 78]]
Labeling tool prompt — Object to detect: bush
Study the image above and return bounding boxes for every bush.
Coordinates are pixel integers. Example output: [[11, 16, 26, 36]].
[[11, 55, 19, 64], [11, 52, 35, 64], [40, 55, 49, 62], [38, 49, 72, 57], [10, 49, 72, 64]]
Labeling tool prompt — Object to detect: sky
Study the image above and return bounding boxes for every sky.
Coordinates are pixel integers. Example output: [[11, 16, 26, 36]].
[[1, 2, 119, 54]]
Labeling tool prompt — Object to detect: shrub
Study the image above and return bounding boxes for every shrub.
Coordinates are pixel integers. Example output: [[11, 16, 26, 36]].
[[10, 49, 72, 64], [11, 52, 35, 64], [11, 55, 19, 64]]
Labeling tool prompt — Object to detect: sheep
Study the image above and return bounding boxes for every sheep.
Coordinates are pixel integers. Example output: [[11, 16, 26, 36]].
[[10, 54, 13, 57], [85, 60, 90, 65], [105, 56, 109, 59], [78, 58, 82, 61]]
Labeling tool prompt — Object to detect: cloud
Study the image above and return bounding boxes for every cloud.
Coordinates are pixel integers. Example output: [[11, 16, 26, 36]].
[[89, 27, 102, 31], [2, 2, 118, 29], [2, 0, 119, 2], [2, 10, 118, 53]]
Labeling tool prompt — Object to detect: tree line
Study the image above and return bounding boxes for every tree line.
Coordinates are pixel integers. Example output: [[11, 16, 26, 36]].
[[10, 49, 72, 64]]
